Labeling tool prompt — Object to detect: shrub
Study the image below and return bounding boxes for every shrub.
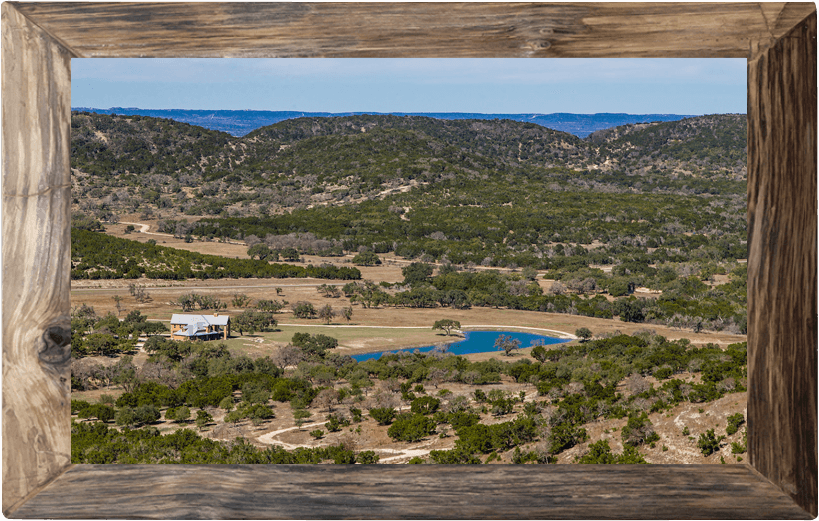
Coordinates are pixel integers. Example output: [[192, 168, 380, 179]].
[[726, 412, 745, 435], [428, 448, 481, 464], [697, 429, 725, 456], [369, 407, 396, 425], [219, 396, 234, 411], [387, 413, 437, 442], [356, 451, 380, 464], [621, 412, 657, 447], [135, 404, 161, 425], [576, 440, 647, 464], [115, 406, 136, 427], [410, 396, 441, 415]]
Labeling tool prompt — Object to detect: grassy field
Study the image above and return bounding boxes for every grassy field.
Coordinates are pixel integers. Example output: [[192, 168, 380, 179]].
[[223, 324, 461, 358]]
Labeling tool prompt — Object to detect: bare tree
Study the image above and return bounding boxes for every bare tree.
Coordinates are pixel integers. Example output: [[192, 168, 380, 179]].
[[625, 373, 650, 396], [314, 388, 340, 414], [111, 295, 124, 316], [548, 281, 567, 296], [272, 345, 305, 370], [317, 304, 335, 325], [427, 368, 448, 389]]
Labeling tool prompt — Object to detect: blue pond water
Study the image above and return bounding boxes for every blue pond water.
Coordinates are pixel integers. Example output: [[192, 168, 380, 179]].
[[351, 330, 570, 362]]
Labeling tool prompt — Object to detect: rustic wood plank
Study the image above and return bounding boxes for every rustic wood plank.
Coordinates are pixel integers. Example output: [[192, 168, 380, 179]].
[[747, 11, 818, 518], [10, 2, 816, 59], [2, 2, 817, 519], [10, 464, 812, 519], [1, 2, 74, 515]]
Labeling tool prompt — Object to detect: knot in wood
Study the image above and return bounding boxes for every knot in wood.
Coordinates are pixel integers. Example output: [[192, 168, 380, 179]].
[[526, 40, 551, 51], [39, 325, 72, 366]]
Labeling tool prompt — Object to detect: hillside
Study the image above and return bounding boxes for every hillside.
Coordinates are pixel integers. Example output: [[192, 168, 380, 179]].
[[588, 114, 747, 180], [72, 112, 746, 221]]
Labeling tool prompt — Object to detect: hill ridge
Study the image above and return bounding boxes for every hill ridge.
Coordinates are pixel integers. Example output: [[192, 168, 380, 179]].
[[72, 107, 706, 138]]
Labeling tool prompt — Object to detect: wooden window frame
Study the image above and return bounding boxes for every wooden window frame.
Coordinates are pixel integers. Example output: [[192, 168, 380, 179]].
[[2, 2, 816, 518]]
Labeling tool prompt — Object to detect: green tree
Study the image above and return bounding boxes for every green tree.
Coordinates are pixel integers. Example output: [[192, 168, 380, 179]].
[[433, 319, 461, 336], [310, 429, 324, 440], [196, 410, 214, 431], [292, 302, 317, 319], [575, 327, 593, 342], [135, 404, 161, 425], [402, 262, 433, 286], [256, 299, 285, 313], [530, 344, 548, 363], [281, 247, 300, 262], [293, 409, 311, 429], [387, 413, 436, 442], [241, 381, 271, 405], [341, 306, 353, 323], [233, 310, 277, 335], [369, 407, 396, 425], [89, 404, 115, 423], [173, 406, 191, 423], [410, 396, 441, 415], [219, 396, 235, 411], [247, 243, 271, 260], [352, 251, 382, 266], [291, 332, 338, 357], [115, 406, 137, 427], [86, 333, 117, 356]]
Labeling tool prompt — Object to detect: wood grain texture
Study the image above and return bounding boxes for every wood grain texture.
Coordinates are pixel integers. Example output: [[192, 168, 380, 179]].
[[747, 11, 818, 518], [2, 2, 817, 518], [1, 2, 74, 515], [11, 464, 813, 519], [9, 2, 817, 59]]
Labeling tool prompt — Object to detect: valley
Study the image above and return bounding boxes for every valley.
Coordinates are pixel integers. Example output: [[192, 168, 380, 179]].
[[70, 112, 749, 466]]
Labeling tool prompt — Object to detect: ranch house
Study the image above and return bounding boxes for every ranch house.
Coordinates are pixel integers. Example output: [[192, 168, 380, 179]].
[[170, 313, 230, 341]]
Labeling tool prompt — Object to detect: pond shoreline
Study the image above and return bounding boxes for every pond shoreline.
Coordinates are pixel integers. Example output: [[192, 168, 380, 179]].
[[351, 329, 574, 362]]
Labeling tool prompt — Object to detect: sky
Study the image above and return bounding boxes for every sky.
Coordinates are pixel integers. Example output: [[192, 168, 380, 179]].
[[72, 58, 747, 115]]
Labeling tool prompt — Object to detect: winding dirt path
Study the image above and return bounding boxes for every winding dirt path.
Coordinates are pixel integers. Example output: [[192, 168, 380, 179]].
[[257, 421, 329, 449], [118, 221, 173, 238]]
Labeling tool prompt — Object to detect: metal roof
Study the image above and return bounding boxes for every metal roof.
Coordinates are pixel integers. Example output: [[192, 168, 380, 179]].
[[170, 314, 230, 326]]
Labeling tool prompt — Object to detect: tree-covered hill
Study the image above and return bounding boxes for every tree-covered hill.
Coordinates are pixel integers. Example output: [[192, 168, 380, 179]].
[[71, 112, 747, 224], [71, 112, 748, 313], [587, 114, 747, 180], [71, 112, 233, 178]]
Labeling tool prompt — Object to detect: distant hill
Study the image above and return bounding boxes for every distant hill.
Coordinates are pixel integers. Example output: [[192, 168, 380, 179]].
[[72, 107, 699, 138], [70, 111, 747, 226], [70, 111, 748, 282]]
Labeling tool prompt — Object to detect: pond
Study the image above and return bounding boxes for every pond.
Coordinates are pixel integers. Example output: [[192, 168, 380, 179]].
[[350, 330, 571, 362]]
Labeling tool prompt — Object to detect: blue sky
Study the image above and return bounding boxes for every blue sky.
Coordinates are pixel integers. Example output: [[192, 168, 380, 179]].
[[72, 58, 746, 115]]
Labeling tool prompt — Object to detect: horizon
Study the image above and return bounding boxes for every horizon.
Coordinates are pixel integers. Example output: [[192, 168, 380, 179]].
[[72, 107, 747, 116], [71, 58, 747, 115]]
